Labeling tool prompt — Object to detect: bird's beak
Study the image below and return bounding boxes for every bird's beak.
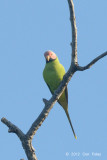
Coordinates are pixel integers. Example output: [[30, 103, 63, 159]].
[[46, 55, 50, 61]]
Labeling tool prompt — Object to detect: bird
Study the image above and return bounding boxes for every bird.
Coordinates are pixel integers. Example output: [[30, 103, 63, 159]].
[[43, 50, 77, 139]]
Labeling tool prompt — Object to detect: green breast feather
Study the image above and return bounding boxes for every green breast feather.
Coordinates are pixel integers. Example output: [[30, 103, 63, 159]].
[[43, 57, 68, 110]]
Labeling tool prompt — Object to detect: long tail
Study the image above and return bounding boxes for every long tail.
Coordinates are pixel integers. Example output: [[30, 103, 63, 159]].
[[65, 110, 77, 139]]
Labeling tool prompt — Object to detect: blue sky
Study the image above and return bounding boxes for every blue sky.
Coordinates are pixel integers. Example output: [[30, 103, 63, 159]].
[[0, 0, 107, 159]]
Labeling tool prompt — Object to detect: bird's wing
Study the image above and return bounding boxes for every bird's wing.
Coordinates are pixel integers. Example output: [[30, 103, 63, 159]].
[[46, 83, 54, 95]]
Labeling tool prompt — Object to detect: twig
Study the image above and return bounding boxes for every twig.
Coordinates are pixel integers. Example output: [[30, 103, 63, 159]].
[[1, 118, 24, 140], [77, 51, 107, 71], [67, 0, 78, 65]]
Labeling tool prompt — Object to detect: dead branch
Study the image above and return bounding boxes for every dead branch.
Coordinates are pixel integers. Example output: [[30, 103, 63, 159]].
[[77, 51, 107, 71]]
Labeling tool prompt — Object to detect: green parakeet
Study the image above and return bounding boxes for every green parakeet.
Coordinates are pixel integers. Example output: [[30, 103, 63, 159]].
[[43, 50, 77, 139]]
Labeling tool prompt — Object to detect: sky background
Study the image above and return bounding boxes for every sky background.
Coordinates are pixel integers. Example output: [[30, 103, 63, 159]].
[[0, 0, 107, 160]]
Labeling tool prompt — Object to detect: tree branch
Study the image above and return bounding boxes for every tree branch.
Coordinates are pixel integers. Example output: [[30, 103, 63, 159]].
[[26, 68, 76, 140], [1, 117, 24, 140], [1, 68, 76, 160], [1, 118, 37, 160], [1, 0, 107, 160], [77, 51, 107, 71], [67, 0, 78, 65]]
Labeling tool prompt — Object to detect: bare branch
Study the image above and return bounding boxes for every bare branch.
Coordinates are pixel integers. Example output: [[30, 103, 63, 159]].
[[1, 118, 37, 160], [1, 117, 24, 140], [26, 69, 75, 140], [77, 51, 107, 71], [67, 0, 78, 65], [1, 69, 76, 160], [43, 98, 49, 105]]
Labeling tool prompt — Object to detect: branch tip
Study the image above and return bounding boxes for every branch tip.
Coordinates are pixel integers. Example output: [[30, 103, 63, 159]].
[[43, 98, 49, 105], [8, 128, 14, 133], [77, 51, 107, 71], [1, 117, 6, 123]]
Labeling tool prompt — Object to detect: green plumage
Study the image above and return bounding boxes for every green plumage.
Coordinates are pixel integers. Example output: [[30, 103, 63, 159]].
[[43, 57, 68, 110], [43, 56, 77, 139]]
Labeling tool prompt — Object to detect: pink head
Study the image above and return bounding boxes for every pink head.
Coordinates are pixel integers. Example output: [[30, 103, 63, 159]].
[[44, 50, 57, 62]]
